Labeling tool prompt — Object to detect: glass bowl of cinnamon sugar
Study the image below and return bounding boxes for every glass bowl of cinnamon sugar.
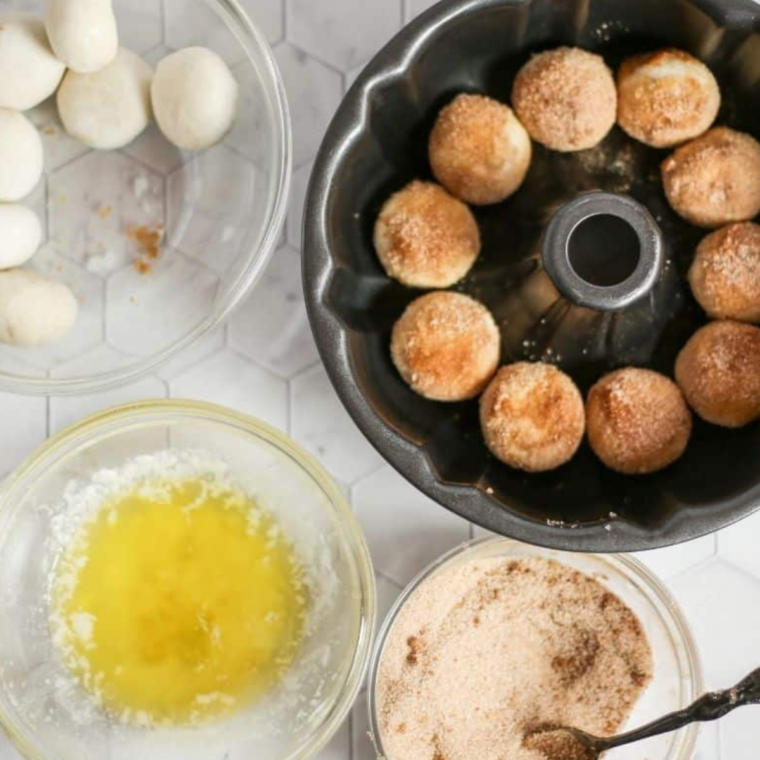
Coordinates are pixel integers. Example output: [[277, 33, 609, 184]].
[[368, 537, 702, 760], [0, 0, 290, 395]]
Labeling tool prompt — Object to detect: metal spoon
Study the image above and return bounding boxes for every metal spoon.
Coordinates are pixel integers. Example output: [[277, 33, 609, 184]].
[[525, 666, 760, 759]]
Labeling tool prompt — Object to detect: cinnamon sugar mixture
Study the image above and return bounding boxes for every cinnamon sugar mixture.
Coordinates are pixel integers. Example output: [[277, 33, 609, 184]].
[[376, 557, 652, 760]]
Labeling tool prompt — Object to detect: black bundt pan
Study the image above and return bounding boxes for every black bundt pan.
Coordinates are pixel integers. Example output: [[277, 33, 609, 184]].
[[303, 0, 760, 552]]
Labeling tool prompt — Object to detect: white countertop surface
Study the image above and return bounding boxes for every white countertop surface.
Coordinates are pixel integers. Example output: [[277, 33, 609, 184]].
[[0, 0, 758, 758]]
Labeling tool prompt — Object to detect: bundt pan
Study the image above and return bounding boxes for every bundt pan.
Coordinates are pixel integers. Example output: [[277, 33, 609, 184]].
[[303, 0, 760, 552]]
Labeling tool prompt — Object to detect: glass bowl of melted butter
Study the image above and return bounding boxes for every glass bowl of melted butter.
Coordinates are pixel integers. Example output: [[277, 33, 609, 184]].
[[0, 400, 375, 760]]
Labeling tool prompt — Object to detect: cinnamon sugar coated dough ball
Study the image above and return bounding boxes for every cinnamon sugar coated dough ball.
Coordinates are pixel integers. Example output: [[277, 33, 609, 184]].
[[512, 47, 617, 152], [675, 321, 760, 427], [617, 49, 720, 148], [661, 128, 760, 228], [480, 362, 585, 472], [391, 292, 500, 402], [428, 94, 532, 205], [586, 369, 692, 475], [374, 181, 481, 288], [689, 223, 760, 322]]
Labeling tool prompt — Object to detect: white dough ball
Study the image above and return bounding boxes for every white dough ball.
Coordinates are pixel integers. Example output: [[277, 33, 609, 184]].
[[0, 270, 77, 346], [0, 12, 66, 111], [0, 109, 44, 202], [152, 47, 239, 150], [0, 206, 42, 269], [57, 48, 153, 149], [45, 0, 118, 74]]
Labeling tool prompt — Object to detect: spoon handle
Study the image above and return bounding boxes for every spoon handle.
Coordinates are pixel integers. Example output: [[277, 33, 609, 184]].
[[600, 667, 760, 752]]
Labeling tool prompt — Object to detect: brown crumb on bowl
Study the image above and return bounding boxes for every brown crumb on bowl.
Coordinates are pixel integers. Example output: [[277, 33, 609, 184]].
[[98, 204, 113, 220], [127, 223, 165, 260]]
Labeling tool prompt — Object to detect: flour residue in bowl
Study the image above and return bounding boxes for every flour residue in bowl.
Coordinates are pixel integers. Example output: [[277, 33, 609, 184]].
[[376, 556, 653, 760], [48, 450, 312, 727]]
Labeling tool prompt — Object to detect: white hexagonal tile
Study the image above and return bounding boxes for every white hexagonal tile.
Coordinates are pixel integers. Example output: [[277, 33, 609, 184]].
[[106, 252, 219, 357], [314, 717, 350, 760], [229, 246, 319, 379], [28, 98, 91, 173], [717, 509, 760, 579], [670, 560, 760, 688], [343, 64, 365, 93], [693, 726, 719, 760], [287, 0, 401, 71], [351, 690, 375, 760], [405, 0, 440, 22], [286, 161, 313, 250], [122, 124, 187, 178], [156, 325, 226, 381], [115, 0, 163, 55], [375, 573, 403, 634], [720, 709, 756, 760], [472, 523, 495, 540], [353, 465, 470, 587], [0, 358, 47, 479], [0, 246, 106, 372], [49, 152, 165, 274], [164, 0, 282, 64], [274, 44, 343, 167], [49, 345, 167, 433], [290, 364, 383, 483], [226, 60, 275, 170], [170, 349, 288, 431], [167, 145, 263, 275], [635, 533, 716, 581]]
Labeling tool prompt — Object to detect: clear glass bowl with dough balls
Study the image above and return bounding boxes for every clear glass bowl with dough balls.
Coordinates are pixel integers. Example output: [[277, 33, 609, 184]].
[[0, 0, 290, 395], [367, 537, 702, 760], [0, 400, 376, 760]]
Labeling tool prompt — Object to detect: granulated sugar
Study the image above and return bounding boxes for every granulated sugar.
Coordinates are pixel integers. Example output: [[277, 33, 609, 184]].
[[376, 557, 652, 760]]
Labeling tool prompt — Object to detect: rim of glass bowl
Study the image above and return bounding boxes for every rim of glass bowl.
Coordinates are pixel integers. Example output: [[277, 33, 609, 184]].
[[0, 0, 293, 397], [0, 400, 376, 760], [367, 537, 703, 760]]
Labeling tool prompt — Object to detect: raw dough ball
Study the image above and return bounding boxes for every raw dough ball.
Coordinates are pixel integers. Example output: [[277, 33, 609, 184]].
[[57, 48, 153, 150], [617, 49, 720, 148], [675, 320, 760, 427], [0, 12, 65, 111], [0, 270, 77, 346], [0, 205, 42, 269], [480, 362, 585, 472], [512, 47, 616, 152], [151, 47, 238, 150], [374, 181, 481, 288], [661, 127, 760, 228], [428, 93, 532, 205], [45, 0, 118, 73], [689, 223, 760, 322], [391, 292, 500, 402], [586, 368, 692, 475], [0, 109, 44, 202]]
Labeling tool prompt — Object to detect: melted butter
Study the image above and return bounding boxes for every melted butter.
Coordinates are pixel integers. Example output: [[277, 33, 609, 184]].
[[52, 477, 307, 725]]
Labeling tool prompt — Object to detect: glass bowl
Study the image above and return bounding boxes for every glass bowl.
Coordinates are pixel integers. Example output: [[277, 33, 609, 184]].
[[0, 0, 291, 395], [368, 537, 702, 760], [0, 400, 375, 760]]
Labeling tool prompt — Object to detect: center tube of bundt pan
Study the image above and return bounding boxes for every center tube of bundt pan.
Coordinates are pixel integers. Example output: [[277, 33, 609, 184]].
[[542, 191, 664, 312]]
